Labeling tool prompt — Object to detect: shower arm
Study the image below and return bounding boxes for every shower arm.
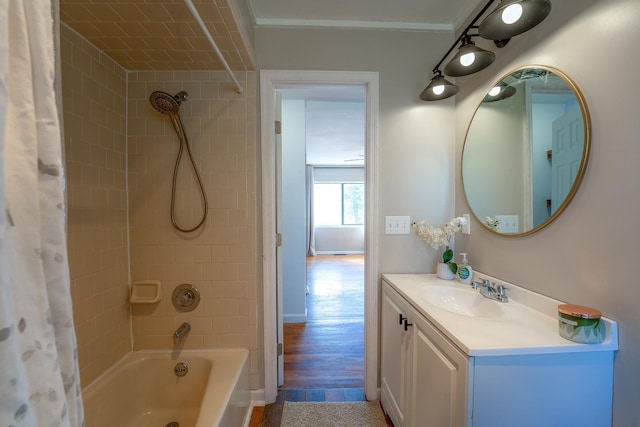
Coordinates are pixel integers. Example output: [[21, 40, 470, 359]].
[[183, 0, 244, 94]]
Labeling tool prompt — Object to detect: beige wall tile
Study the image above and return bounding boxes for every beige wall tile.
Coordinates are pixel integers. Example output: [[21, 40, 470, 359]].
[[62, 24, 130, 388], [63, 25, 260, 391], [128, 69, 260, 385]]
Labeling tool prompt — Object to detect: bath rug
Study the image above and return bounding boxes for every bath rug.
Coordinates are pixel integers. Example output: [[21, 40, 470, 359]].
[[280, 401, 388, 427]]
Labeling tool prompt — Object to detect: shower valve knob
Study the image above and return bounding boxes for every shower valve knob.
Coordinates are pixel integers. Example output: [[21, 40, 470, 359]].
[[178, 291, 193, 305], [172, 284, 200, 312]]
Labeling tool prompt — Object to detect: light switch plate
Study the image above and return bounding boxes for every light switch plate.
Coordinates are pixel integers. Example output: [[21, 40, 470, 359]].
[[385, 216, 411, 234], [495, 215, 519, 233], [462, 214, 471, 235]]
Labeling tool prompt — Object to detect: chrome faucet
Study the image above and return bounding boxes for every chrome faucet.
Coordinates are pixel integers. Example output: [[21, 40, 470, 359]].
[[174, 322, 191, 344], [471, 279, 509, 303]]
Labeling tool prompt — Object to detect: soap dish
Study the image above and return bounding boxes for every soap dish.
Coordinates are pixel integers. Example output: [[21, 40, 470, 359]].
[[130, 280, 162, 304]]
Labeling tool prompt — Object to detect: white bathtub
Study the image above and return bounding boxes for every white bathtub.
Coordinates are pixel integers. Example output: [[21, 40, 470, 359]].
[[82, 349, 250, 427]]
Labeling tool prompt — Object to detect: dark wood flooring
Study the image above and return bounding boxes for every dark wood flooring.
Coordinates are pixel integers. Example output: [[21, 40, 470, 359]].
[[284, 254, 365, 389], [250, 254, 367, 426]]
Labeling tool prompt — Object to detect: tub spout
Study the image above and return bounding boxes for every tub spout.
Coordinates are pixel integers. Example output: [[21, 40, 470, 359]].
[[174, 322, 191, 344]]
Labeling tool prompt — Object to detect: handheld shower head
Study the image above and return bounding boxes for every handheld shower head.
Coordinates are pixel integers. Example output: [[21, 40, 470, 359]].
[[149, 91, 189, 115]]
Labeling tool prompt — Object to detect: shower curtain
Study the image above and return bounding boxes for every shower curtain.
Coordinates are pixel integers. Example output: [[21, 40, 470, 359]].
[[1, 1, 84, 426]]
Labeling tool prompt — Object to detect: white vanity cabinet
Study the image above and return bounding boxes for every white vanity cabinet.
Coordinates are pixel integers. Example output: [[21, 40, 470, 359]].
[[380, 274, 618, 427], [380, 281, 410, 426], [381, 281, 470, 427]]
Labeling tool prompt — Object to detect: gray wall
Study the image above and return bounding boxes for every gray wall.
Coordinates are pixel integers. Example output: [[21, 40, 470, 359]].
[[255, 1, 640, 422], [281, 99, 308, 322], [453, 0, 640, 424], [256, 27, 458, 273]]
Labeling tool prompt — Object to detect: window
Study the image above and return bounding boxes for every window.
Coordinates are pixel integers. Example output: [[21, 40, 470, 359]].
[[314, 183, 364, 226]]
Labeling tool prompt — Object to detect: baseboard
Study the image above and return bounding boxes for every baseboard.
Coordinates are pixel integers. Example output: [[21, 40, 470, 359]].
[[243, 389, 266, 427], [315, 251, 365, 255], [366, 386, 382, 402], [251, 388, 266, 406], [283, 313, 307, 323]]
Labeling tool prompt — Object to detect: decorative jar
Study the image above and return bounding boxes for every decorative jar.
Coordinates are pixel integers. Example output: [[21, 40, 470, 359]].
[[558, 304, 605, 344]]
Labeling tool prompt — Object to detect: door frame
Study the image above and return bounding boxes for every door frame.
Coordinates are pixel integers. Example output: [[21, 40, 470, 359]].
[[260, 70, 379, 403]]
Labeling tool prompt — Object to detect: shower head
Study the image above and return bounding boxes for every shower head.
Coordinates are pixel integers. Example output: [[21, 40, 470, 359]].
[[149, 91, 189, 115]]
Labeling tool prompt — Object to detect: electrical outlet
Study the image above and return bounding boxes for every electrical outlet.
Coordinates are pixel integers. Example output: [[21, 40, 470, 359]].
[[385, 216, 411, 234]]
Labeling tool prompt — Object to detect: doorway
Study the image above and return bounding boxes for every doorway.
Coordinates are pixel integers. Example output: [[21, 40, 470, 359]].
[[260, 70, 379, 403]]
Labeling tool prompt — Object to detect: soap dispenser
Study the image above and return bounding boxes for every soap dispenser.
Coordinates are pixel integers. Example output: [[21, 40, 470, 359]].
[[457, 253, 473, 285]]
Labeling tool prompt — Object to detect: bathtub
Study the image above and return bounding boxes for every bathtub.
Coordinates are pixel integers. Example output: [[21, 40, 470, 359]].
[[82, 349, 250, 427]]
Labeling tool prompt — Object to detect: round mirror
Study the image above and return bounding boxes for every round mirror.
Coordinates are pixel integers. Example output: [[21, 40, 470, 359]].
[[462, 66, 590, 236]]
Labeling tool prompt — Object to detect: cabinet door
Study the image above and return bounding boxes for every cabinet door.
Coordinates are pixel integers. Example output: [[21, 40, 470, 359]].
[[407, 309, 470, 427], [381, 282, 411, 426]]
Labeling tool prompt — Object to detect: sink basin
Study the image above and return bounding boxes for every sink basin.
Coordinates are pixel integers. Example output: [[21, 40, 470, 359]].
[[420, 285, 505, 318]]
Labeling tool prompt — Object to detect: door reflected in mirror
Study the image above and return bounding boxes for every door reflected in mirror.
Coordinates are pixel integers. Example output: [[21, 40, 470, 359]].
[[462, 66, 590, 236]]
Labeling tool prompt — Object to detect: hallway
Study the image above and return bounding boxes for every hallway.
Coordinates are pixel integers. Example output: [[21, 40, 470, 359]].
[[250, 255, 368, 426], [283, 254, 365, 389]]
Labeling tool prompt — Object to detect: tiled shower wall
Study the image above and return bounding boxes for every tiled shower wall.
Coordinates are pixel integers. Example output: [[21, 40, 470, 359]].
[[61, 24, 131, 386], [127, 71, 260, 388], [62, 25, 261, 389]]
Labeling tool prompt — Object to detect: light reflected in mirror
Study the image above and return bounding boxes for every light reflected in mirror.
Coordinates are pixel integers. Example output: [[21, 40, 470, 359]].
[[462, 66, 590, 236]]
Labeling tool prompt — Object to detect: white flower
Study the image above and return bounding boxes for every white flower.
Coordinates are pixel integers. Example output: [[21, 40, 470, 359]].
[[412, 216, 466, 250], [482, 216, 501, 231]]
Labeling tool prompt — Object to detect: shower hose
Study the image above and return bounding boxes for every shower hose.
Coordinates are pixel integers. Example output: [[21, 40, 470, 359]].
[[168, 112, 208, 232]]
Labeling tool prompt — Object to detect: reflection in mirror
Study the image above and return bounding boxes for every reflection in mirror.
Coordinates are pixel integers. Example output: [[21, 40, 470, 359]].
[[462, 66, 590, 236]]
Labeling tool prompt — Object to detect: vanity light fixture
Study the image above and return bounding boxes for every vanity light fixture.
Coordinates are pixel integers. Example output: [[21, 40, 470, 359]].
[[482, 83, 516, 102], [479, 0, 552, 42], [420, 70, 459, 101], [420, 0, 551, 101], [444, 35, 496, 77]]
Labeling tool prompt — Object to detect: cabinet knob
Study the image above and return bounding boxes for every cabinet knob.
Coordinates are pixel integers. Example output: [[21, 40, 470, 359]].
[[399, 314, 407, 325], [404, 319, 413, 331]]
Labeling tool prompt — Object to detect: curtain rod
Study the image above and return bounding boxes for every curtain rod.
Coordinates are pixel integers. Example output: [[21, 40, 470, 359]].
[[184, 0, 244, 94]]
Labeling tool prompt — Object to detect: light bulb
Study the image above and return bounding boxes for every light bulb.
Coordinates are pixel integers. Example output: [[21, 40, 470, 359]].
[[502, 3, 523, 24], [489, 86, 502, 96], [460, 52, 476, 67], [433, 85, 445, 95]]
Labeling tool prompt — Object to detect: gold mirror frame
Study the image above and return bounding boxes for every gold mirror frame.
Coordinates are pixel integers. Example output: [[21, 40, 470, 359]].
[[462, 65, 591, 237]]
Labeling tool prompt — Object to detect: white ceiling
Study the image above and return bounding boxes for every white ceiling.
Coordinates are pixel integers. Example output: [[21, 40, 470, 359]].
[[246, 0, 484, 31], [279, 86, 366, 166]]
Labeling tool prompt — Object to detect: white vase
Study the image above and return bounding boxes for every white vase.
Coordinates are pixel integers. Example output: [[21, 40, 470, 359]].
[[437, 262, 455, 280]]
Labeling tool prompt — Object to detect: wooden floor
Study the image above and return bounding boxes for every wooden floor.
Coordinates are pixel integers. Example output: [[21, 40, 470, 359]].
[[284, 254, 365, 389], [250, 254, 368, 426]]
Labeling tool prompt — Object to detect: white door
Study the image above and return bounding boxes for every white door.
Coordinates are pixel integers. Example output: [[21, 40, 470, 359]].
[[408, 308, 470, 427], [275, 94, 284, 386], [551, 106, 583, 211]]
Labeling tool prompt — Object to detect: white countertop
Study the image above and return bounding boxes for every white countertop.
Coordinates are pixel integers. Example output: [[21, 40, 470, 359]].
[[382, 273, 618, 357]]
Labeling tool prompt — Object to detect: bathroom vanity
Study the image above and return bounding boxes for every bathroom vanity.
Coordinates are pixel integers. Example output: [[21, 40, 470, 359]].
[[380, 273, 618, 427]]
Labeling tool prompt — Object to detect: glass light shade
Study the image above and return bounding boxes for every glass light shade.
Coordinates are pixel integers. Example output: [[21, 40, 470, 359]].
[[444, 40, 495, 77], [479, 0, 552, 41], [420, 74, 459, 101]]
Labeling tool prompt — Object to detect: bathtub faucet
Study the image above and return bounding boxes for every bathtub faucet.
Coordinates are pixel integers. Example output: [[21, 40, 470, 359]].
[[174, 322, 191, 344]]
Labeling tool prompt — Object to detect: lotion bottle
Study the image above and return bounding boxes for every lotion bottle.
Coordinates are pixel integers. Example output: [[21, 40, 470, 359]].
[[457, 253, 473, 285]]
